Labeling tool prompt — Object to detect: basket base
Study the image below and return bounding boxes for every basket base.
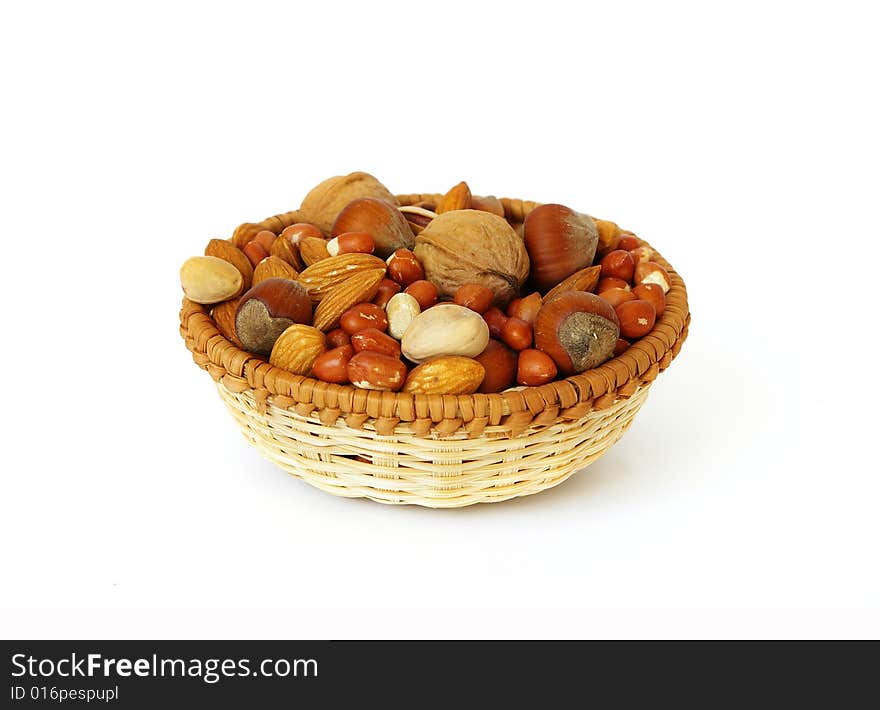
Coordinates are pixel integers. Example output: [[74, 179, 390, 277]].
[[216, 383, 651, 508]]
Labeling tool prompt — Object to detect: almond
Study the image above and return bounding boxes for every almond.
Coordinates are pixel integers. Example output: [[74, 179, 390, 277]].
[[312, 268, 386, 332], [212, 298, 242, 347], [253, 255, 299, 284], [298, 253, 387, 302], [402, 356, 485, 395], [269, 324, 327, 375], [543, 265, 603, 303], [204, 239, 252, 295], [270, 235, 304, 271], [436, 181, 472, 213], [299, 236, 331, 266]]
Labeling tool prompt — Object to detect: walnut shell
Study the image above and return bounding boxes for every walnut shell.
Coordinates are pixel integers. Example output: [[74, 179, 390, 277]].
[[413, 210, 530, 307], [299, 172, 398, 234]]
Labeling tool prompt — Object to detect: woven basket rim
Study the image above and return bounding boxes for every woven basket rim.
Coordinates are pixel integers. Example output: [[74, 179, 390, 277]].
[[179, 194, 690, 436]]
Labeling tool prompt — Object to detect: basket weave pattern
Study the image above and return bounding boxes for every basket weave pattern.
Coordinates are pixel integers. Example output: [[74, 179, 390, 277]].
[[180, 195, 690, 507]]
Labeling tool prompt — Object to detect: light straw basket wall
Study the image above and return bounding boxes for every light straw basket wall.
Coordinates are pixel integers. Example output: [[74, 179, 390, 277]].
[[179, 194, 690, 507]]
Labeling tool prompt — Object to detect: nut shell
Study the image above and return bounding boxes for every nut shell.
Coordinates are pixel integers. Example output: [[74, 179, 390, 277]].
[[235, 278, 312, 355], [204, 239, 253, 294], [180, 255, 244, 305], [401, 303, 490, 363], [299, 171, 398, 234], [523, 204, 598, 292], [414, 210, 529, 307], [332, 198, 414, 258], [534, 291, 619, 376]]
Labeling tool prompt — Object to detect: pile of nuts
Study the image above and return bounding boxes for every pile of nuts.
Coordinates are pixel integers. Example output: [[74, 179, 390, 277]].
[[179, 172, 671, 395]]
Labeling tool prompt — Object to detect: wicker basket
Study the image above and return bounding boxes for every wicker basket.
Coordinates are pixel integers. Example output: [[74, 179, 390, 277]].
[[179, 194, 690, 507]]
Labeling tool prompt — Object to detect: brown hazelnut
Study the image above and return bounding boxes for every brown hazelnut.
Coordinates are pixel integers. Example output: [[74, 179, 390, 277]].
[[634, 261, 671, 293], [523, 204, 599, 292], [404, 280, 439, 310], [332, 198, 414, 258], [299, 172, 398, 235], [501, 317, 533, 351], [454, 283, 494, 314], [474, 339, 518, 393], [235, 278, 313, 355], [632, 283, 666, 316], [533, 291, 620, 376], [600, 249, 636, 282], [517, 349, 558, 387], [616, 299, 656, 339]]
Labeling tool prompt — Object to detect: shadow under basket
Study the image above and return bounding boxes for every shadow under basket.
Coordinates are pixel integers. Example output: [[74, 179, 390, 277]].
[[179, 194, 690, 508]]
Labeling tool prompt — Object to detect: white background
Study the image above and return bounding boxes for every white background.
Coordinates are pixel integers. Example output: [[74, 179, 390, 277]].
[[1, 1, 877, 639]]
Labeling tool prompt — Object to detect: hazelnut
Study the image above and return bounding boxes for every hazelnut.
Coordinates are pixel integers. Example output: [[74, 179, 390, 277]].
[[632, 283, 666, 316], [404, 280, 439, 310], [501, 317, 533, 351], [598, 287, 637, 309], [281, 223, 323, 246], [600, 249, 635, 283], [475, 339, 518, 393], [340, 302, 389, 335], [596, 276, 631, 293], [634, 261, 671, 293], [332, 198, 414, 258], [506, 292, 542, 325], [312, 344, 354, 384], [533, 291, 620, 375], [523, 204, 598, 292], [386, 248, 425, 286], [299, 171, 398, 235], [616, 299, 656, 339], [235, 278, 312, 355], [372, 278, 402, 308], [517, 349, 558, 387], [482, 307, 509, 339], [454, 283, 494, 314]]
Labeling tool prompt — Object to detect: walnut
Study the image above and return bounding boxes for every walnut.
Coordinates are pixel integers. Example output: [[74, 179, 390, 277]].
[[413, 210, 530, 307], [299, 171, 398, 234]]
